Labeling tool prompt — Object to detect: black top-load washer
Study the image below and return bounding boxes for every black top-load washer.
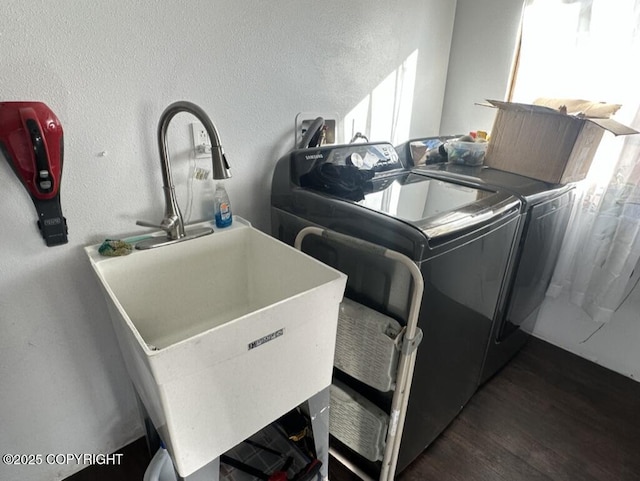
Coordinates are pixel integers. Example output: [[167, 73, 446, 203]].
[[399, 140, 575, 384], [271, 142, 522, 475]]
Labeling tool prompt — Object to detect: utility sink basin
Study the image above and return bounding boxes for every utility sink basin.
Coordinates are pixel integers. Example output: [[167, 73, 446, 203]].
[[85, 218, 346, 477]]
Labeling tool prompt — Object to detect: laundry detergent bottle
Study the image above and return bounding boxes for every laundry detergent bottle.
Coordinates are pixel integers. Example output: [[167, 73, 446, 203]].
[[214, 182, 232, 228]]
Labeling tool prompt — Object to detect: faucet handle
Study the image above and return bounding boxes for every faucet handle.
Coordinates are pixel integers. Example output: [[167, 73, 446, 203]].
[[136, 219, 171, 232], [136, 216, 184, 241]]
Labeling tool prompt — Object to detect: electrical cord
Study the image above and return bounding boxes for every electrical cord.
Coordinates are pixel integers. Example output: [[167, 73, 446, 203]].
[[579, 322, 605, 344], [298, 117, 325, 149], [349, 132, 369, 143], [615, 272, 640, 313], [185, 149, 196, 223]]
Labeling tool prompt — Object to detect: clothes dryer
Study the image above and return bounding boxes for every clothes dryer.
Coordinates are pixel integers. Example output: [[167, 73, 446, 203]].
[[408, 158, 574, 384]]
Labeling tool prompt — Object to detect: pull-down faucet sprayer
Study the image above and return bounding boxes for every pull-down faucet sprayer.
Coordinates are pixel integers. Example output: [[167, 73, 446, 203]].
[[135, 101, 231, 250]]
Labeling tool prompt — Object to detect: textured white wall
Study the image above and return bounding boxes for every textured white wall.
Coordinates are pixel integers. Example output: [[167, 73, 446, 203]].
[[0, 1, 456, 480], [534, 288, 640, 380], [440, 0, 523, 135]]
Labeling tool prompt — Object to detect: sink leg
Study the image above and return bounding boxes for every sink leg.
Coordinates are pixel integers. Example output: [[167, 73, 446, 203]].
[[135, 391, 161, 457], [306, 386, 331, 481], [172, 456, 220, 481], [136, 390, 221, 481]]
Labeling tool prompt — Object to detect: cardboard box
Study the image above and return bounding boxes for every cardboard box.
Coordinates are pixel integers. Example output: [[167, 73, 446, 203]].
[[483, 99, 638, 184]]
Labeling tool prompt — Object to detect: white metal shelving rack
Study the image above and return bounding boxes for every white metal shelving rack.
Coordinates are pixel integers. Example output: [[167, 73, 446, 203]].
[[294, 227, 424, 481]]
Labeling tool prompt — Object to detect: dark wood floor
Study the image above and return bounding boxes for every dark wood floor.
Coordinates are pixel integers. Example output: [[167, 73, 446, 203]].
[[65, 438, 150, 481], [397, 338, 640, 481], [68, 338, 640, 481]]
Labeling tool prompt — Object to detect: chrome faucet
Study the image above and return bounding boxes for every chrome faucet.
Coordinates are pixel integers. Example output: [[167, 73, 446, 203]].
[[135, 101, 231, 250]]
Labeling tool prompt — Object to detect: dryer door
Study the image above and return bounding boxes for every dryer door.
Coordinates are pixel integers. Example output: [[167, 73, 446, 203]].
[[499, 190, 574, 339]]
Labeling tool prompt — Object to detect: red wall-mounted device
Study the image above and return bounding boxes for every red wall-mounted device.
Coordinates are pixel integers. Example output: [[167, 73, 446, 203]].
[[0, 101, 68, 246]]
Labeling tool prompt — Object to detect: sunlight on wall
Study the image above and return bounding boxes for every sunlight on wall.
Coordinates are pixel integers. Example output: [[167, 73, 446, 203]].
[[343, 94, 371, 144], [342, 49, 418, 145], [371, 70, 398, 142]]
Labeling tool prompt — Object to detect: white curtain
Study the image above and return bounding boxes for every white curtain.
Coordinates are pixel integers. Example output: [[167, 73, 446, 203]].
[[512, 0, 640, 323]]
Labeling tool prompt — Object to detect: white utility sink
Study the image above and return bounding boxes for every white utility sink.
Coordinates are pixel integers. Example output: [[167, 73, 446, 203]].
[[85, 218, 346, 477]]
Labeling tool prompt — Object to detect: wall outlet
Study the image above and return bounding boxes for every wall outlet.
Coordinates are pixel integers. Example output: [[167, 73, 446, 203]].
[[295, 112, 339, 147], [191, 122, 212, 158]]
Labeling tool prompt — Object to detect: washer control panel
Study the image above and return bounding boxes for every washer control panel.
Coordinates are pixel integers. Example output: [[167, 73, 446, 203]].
[[292, 142, 404, 181]]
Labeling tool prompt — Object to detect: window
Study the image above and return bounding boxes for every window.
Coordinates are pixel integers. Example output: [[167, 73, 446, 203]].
[[510, 0, 640, 322]]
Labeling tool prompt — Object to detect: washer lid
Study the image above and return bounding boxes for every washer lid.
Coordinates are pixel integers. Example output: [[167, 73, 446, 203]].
[[355, 172, 519, 242], [413, 164, 573, 205]]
